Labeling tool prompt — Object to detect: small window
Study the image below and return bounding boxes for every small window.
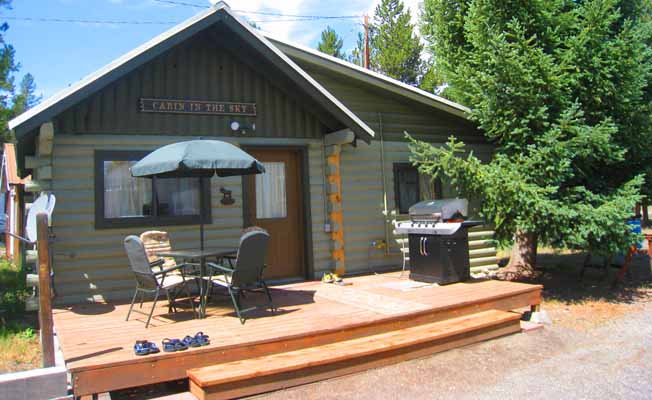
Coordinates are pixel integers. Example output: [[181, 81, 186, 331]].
[[393, 163, 442, 214], [95, 151, 211, 229], [255, 161, 287, 219]]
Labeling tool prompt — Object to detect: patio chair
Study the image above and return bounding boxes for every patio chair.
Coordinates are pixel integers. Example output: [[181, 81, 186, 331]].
[[206, 230, 274, 324], [124, 235, 196, 328], [392, 218, 410, 276], [140, 230, 177, 270]]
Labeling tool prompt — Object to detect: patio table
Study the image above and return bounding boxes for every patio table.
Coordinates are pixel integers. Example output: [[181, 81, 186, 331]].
[[156, 248, 237, 318]]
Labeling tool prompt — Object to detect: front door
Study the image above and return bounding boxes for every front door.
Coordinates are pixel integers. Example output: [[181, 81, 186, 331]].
[[245, 148, 305, 280]]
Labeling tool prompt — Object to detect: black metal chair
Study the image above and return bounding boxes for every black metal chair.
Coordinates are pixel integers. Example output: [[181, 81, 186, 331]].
[[206, 230, 274, 324], [124, 235, 196, 328]]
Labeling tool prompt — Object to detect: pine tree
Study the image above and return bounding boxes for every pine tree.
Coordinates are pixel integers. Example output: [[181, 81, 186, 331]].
[[412, 0, 652, 276], [12, 73, 40, 115], [0, 0, 39, 143], [370, 0, 424, 84], [316, 26, 345, 59], [348, 32, 365, 67]]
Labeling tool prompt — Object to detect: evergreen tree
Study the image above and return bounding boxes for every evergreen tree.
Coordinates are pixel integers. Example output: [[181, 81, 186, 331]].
[[317, 26, 345, 59], [419, 60, 446, 94], [348, 32, 365, 67], [0, 0, 39, 143], [370, 0, 424, 84], [412, 0, 652, 276], [12, 73, 40, 115]]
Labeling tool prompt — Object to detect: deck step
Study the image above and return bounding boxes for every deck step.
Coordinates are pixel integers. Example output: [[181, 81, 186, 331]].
[[187, 309, 521, 400]]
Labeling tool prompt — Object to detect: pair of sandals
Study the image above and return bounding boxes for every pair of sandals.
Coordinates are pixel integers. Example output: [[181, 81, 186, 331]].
[[162, 332, 210, 352], [134, 340, 160, 356], [322, 272, 350, 285]]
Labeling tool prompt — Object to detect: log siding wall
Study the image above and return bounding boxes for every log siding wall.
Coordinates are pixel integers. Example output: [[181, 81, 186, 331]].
[[50, 135, 330, 304]]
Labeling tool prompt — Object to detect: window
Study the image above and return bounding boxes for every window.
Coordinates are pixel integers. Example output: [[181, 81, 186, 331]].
[[393, 163, 442, 214], [255, 161, 287, 219], [95, 151, 211, 229]]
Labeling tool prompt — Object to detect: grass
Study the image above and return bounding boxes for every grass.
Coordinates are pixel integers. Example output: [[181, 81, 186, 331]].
[[0, 322, 40, 373], [0, 256, 41, 373]]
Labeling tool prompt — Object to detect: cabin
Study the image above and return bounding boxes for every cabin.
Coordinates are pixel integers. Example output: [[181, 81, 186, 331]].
[[8, 3, 496, 305], [4, 5, 546, 399]]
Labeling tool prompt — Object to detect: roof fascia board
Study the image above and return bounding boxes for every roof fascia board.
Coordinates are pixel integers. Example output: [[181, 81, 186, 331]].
[[266, 35, 471, 119], [8, 6, 224, 136]]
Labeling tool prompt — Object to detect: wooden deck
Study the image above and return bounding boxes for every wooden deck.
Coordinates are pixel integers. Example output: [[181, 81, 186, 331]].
[[53, 272, 542, 398]]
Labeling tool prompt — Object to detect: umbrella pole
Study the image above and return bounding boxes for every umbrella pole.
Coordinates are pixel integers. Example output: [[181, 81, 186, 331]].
[[199, 177, 206, 317], [200, 177, 205, 251]]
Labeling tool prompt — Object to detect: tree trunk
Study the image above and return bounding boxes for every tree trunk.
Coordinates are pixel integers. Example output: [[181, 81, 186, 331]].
[[498, 230, 538, 280], [642, 199, 649, 228]]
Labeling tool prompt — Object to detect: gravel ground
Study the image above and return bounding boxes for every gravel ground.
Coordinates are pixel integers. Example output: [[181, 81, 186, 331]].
[[254, 302, 652, 400]]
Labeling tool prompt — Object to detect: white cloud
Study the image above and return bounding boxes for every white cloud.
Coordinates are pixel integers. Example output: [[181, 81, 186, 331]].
[[209, 0, 307, 42]]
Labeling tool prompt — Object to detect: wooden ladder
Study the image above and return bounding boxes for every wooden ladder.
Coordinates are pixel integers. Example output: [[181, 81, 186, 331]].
[[187, 309, 521, 400]]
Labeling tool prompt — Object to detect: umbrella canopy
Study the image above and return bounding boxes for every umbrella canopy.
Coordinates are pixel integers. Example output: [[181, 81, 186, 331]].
[[131, 139, 265, 178]]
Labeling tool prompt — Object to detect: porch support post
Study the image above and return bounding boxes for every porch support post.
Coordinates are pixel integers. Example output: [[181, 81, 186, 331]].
[[325, 144, 345, 275]]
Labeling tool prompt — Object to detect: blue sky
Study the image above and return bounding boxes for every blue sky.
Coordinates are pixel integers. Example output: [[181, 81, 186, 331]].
[[4, 0, 421, 100]]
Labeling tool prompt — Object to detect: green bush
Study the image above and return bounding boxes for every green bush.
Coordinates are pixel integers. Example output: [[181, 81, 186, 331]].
[[0, 258, 29, 319]]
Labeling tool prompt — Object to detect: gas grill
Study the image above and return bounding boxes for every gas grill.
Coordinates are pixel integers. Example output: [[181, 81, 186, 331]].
[[394, 199, 482, 284]]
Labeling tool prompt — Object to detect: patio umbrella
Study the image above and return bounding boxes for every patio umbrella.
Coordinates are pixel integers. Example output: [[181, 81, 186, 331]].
[[131, 139, 265, 250]]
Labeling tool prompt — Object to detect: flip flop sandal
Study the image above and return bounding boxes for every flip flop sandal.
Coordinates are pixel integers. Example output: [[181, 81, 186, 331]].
[[134, 341, 150, 356], [146, 341, 160, 354], [182, 335, 201, 348], [172, 338, 189, 351], [321, 273, 334, 283], [162, 338, 176, 352], [194, 331, 210, 346]]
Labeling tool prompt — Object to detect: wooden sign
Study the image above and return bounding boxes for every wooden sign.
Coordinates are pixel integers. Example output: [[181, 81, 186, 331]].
[[139, 98, 256, 116]]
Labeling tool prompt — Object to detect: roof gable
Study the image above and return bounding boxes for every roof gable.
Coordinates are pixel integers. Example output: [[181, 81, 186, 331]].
[[266, 35, 470, 119], [8, 3, 374, 142]]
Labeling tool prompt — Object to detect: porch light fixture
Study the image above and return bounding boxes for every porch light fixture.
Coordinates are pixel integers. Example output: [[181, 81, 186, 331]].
[[230, 120, 255, 134]]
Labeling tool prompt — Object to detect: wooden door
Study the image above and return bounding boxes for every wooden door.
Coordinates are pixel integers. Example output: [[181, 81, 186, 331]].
[[245, 148, 305, 280]]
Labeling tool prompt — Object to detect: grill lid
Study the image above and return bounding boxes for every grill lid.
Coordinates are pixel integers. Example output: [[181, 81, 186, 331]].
[[409, 198, 469, 222]]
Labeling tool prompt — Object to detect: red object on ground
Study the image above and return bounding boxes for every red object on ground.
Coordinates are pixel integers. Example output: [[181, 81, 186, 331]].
[[614, 233, 652, 284]]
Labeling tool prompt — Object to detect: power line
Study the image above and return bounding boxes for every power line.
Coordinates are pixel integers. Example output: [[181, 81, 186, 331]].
[[5, 16, 177, 25], [4, 15, 361, 26], [153, 0, 363, 19], [153, 0, 205, 8]]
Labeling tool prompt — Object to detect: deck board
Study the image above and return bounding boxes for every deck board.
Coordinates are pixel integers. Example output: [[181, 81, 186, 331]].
[[53, 272, 541, 396]]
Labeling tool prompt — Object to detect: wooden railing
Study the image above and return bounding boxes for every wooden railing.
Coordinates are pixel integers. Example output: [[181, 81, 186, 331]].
[[36, 212, 55, 368]]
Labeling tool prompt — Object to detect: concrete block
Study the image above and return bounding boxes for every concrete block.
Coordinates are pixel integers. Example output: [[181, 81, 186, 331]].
[[529, 310, 552, 325], [0, 366, 68, 400]]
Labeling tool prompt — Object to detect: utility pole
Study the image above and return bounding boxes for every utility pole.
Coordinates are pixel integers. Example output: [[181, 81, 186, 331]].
[[364, 14, 370, 69]]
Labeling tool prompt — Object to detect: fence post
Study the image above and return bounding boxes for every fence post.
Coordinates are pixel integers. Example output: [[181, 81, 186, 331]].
[[37, 212, 55, 368]]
